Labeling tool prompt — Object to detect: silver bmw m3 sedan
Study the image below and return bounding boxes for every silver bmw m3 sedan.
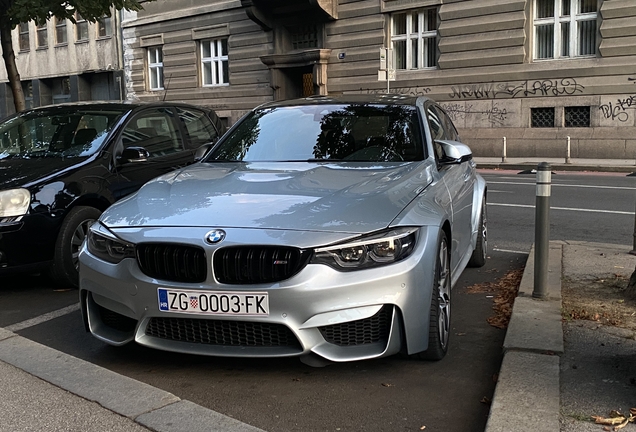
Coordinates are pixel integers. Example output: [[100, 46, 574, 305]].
[[79, 94, 487, 365]]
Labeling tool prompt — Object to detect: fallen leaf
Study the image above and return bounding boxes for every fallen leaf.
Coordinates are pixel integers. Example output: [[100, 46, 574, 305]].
[[420, 427, 426, 430], [381, 383, 393, 387]]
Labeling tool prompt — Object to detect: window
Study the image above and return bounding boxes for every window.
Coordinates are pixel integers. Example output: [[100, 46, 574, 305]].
[[289, 25, 319, 50], [148, 47, 164, 90], [22, 81, 33, 110], [55, 18, 67, 45], [97, 15, 112, 37], [531, 107, 555, 127], [534, 0, 598, 60], [201, 39, 229, 86], [391, 8, 438, 70], [52, 77, 71, 104], [121, 109, 183, 158], [36, 22, 47, 48], [76, 12, 88, 41], [176, 107, 219, 149], [19, 23, 29, 51], [564, 106, 590, 127]]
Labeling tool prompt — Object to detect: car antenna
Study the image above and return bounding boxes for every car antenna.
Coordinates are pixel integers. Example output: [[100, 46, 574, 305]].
[[162, 74, 173, 102]]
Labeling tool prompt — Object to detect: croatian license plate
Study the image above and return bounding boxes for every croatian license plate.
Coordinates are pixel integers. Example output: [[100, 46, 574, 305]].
[[157, 288, 269, 316]]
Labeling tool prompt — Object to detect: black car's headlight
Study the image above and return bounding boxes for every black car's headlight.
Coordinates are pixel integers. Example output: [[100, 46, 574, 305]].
[[87, 222, 136, 264], [0, 188, 30, 217], [311, 227, 418, 271]]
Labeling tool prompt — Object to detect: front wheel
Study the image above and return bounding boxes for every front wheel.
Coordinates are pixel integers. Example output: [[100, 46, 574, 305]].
[[414, 232, 451, 361], [49, 206, 102, 287]]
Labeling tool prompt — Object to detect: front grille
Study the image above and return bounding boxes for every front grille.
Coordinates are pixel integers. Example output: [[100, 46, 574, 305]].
[[146, 317, 302, 349], [213, 246, 310, 284], [319, 305, 392, 346], [98, 305, 137, 332], [137, 243, 207, 283]]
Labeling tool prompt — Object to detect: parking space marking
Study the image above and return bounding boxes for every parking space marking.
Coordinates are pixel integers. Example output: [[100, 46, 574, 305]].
[[493, 248, 529, 255], [6, 303, 80, 332]]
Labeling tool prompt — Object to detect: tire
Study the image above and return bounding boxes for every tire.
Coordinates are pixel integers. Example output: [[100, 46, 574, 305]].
[[49, 206, 102, 287], [468, 197, 487, 268], [415, 232, 451, 361]]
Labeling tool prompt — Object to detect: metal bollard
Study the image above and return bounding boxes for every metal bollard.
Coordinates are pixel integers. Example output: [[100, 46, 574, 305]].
[[533, 162, 551, 299], [565, 136, 572, 164], [502, 137, 507, 163]]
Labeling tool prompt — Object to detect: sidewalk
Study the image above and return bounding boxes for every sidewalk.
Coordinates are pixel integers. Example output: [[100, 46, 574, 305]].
[[485, 241, 636, 432], [474, 156, 636, 173]]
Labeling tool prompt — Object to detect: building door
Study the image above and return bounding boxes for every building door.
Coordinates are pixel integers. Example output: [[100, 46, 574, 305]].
[[279, 66, 314, 99]]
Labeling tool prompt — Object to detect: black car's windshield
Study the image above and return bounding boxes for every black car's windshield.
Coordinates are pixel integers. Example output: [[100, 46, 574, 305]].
[[206, 104, 424, 163], [0, 107, 127, 159]]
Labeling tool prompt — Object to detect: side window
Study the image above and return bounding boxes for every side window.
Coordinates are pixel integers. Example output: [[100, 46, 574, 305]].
[[121, 108, 183, 158], [176, 107, 219, 149]]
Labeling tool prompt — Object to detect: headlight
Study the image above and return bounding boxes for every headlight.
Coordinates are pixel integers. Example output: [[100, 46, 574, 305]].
[[0, 188, 30, 217], [312, 227, 418, 271], [87, 221, 135, 264]]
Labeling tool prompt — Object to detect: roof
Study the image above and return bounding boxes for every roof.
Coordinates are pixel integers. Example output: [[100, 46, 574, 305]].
[[259, 94, 432, 109]]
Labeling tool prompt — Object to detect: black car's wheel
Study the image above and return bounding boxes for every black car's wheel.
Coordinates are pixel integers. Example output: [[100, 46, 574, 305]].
[[468, 196, 487, 268], [50, 206, 101, 287], [415, 232, 451, 361]]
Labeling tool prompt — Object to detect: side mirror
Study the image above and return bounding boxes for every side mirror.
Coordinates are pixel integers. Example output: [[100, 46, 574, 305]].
[[119, 146, 150, 163], [435, 140, 473, 165], [194, 142, 215, 161]]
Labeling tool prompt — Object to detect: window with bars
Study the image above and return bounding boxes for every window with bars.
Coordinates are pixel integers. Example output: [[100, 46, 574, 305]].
[[19, 23, 29, 51], [201, 39, 229, 86], [564, 106, 590, 127], [36, 22, 47, 48], [289, 25, 319, 50], [55, 18, 67, 45], [75, 12, 88, 41], [148, 47, 164, 91], [391, 8, 438, 70], [534, 0, 597, 60], [531, 107, 555, 127], [97, 15, 112, 38]]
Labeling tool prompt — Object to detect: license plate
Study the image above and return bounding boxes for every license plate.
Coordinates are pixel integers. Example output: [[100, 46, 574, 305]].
[[157, 288, 269, 316]]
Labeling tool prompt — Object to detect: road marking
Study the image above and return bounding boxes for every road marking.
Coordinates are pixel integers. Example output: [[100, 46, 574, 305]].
[[488, 202, 634, 215], [6, 303, 80, 332], [487, 181, 636, 191], [493, 248, 529, 255]]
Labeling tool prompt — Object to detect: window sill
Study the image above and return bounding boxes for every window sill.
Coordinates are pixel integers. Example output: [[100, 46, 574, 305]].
[[202, 83, 230, 88], [55, 43, 68, 48], [75, 40, 89, 45]]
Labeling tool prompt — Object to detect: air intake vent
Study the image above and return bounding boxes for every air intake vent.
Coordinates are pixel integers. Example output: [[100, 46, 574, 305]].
[[146, 317, 302, 349], [319, 305, 392, 346], [213, 246, 309, 284], [137, 243, 207, 283]]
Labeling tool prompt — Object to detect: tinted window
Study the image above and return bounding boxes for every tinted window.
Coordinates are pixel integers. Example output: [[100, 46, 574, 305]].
[[176, 107, 218, 149], [208, 104, 424, 163], [0, 108, 124, 159], [122, 108, 183, 158]]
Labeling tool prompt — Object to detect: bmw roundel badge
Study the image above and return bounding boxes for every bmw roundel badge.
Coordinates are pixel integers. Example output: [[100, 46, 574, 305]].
[[205, 229, 226, 244]]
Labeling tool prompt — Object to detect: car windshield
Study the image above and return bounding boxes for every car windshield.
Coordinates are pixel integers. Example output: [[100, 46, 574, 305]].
[[0, 107, 127, 159], [206, 103, 424, 163]]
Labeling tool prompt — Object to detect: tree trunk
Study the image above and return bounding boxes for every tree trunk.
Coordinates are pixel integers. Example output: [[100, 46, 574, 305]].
[[0, 19, 26, 113], [626, 266, 636, 300]]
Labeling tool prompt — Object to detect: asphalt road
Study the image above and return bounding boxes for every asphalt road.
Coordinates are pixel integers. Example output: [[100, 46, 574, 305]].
[[1, 168, 634, 431]]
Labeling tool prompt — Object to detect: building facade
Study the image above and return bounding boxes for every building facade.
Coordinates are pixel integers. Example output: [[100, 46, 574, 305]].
[[0, 9, 125, 119]]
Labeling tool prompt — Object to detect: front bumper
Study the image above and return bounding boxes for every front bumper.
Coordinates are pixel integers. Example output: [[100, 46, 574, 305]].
[[0, 213, 60, 272], [79, 226, 439, 362]]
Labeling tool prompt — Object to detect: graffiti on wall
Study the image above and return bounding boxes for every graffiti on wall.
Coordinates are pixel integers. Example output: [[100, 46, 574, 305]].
[[449, 78, 585, 100], [365, 87, 432, 96], [441, 102, 509, 126], [599, 95, 636, 123]]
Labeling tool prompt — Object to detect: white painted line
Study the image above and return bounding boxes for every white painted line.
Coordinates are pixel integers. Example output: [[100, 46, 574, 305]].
[[6, 303, 80, 332], [488, 202, 634, 215], [493, 248, 529, 255], [487, 181, 636, 191]]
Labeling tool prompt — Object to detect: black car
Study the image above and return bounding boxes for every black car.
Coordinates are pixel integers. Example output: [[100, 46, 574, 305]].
[[0, 101, 225, 286]]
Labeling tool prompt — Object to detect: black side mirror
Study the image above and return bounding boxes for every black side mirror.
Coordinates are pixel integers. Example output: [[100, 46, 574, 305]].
[[119, 146, 150, 163], [194, 142, 215, 161]]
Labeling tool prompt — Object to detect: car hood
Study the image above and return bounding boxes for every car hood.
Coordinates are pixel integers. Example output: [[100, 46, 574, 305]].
[[0, 157, 82, 189], [102, 161, 434, 233]]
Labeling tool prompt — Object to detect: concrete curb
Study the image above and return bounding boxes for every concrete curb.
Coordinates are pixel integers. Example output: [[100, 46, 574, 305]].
[[0, 328, 265, 432], [484, 242, 564, 432]]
